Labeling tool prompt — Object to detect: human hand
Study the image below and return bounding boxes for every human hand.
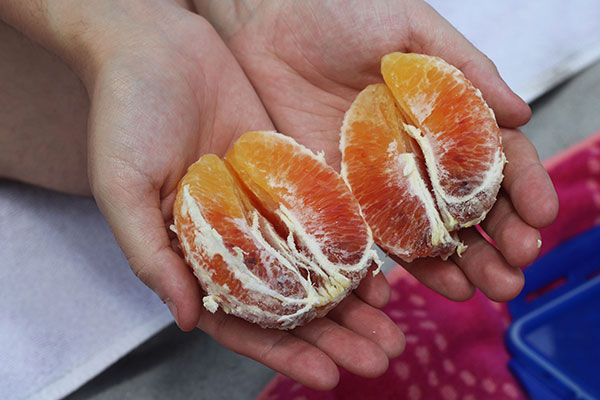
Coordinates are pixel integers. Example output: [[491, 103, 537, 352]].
[[85, 3, 404, 388], [0, 0, 403, 389], [197, 0, 559, 302]]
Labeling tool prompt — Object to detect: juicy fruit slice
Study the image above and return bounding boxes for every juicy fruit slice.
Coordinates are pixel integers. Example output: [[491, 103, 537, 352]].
[[341, 53, 504, 261], [173, 131, 379, 329], [227, 132, 373, 268], [341, 84, 461, 261], [381, 53, 505, 230]]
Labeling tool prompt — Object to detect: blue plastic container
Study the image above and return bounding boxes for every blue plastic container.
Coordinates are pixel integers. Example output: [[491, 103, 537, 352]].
[[507, 224, 600, 400]]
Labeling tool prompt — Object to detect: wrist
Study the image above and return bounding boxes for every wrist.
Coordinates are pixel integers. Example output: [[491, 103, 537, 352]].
[[0, 1, 103, 86], [0, 0, 192, 90]]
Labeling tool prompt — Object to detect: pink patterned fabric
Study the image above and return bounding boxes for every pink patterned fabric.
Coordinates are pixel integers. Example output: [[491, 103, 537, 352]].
[[257, 131, 600, 400], [538, 131, 600, 257]]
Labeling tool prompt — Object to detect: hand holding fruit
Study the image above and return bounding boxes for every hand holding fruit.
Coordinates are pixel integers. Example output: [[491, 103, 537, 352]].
[[75, 2, 403, 389], [197, 0, 559, 302], [0, 0, 559, 391], [1, 0, 402, 390]]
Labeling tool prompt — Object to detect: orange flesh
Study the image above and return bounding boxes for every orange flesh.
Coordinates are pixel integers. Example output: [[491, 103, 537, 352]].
[[341, 53, 503, 260], [226, 132, 370, 267], [173, 156, 307, 315], [341, 84, 458, 260], [173, 132, 375, 329], [382, 53, 503, 227]]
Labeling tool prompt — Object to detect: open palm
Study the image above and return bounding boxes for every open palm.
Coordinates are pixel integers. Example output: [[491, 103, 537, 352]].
[[198, 0, 558, 302], [84, 2, 403, 391], [87, 7, 270, 329]]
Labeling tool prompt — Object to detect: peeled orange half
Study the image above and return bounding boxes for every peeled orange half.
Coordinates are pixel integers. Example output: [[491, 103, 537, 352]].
[[173, 131, 379, 329], [341, 53, 505, 261]]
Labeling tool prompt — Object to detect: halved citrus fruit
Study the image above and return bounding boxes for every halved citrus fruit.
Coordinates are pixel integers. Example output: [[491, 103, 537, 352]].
[[341, 53, 504, 261], [381, 53, 505, 230], [341, 84, 462, 261], [173, 131, 379, 329]]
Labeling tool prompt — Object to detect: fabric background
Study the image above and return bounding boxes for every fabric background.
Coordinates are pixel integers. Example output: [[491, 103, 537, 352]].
[[257, 132, 600, 399]]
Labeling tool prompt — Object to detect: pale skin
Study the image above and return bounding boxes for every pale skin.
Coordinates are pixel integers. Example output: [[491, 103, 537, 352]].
[[0, 0, 558, 391]]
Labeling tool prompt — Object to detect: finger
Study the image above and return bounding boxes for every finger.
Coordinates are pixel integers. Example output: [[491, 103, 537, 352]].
[[327, 293, 405, 359], [451, 228, 524, 302], [93, 177, 202, 331], [353, 262, 391, 308], [480, 191, 541, 267], [393, 256, 476, 302], [407, 1, 531, 127], [502, 128, 559, 228], [292, 317, 389, 378], [197, 309, 339, 391]]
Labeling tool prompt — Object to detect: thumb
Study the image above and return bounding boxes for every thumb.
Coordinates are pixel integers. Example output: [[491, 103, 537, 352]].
[[92, 169, 202, 331], [405, 1, 531, 128]]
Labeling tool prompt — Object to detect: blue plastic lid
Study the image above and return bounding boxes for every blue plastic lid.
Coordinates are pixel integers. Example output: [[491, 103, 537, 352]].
[[507, 224, 600, 400]]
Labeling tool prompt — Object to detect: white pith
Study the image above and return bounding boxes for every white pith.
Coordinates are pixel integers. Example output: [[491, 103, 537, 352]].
[[403, 123, 506, 231], [177, 149, 380, 329], [384, 54, 505, 232], [397, 153, 457, 248], [376, 141, 462, 260], [340, 89, 462, 260]]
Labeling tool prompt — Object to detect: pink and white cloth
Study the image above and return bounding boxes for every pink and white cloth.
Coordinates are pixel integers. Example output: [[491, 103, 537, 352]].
[[257, 132, 600, 400]]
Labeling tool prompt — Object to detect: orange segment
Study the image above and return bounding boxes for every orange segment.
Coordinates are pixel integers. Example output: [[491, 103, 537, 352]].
[[173, 155, 308, 325], [173, 132, 378, 329], [341, 84, 461, 261], [382, 53, 505, 230], [226, 131, 371, 267]]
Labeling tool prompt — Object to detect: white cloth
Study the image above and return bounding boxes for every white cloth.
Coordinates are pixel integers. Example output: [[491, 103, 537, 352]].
[[429, 0, 600, 103], [2, 1, 600, 399], [0, 184, 172, 400]]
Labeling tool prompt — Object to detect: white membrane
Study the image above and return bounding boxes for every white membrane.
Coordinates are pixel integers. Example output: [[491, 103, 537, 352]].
[[398, 153, 457, 248], [340, 98, 464, 261], [403, 123, 505, 231], [179, 169, 379, 329]]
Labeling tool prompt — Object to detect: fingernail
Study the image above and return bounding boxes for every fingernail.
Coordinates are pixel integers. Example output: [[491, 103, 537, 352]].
[[165, 300, 179, 326]]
